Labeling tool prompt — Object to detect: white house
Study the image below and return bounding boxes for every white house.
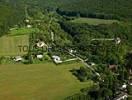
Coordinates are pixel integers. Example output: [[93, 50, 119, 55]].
[[36, 41, 48, 48], [52, 55, 62, 64], [69, 49, 77, 54], [36, 54, 43, 59], [14, 56, 23, 62], [27, 25, 32, 28], [88, 62, 96, 66], [115, 37, 121, 44], [121, 83, 127, 89], [130, 82, 132, 86], [25, 19, 30, 23]]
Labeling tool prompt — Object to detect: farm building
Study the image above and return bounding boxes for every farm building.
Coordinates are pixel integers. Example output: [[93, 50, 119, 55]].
[[36, 41, 48, 48], [36, 54, 43, 59], [52, 55, 62, 64], [14, 56, 23, 62], [27, 25, 32, 28]]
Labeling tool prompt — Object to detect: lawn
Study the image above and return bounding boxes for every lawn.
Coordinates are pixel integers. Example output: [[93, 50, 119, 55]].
[[71, 17, 119, 25], [0, 35, 29, 56], [0, 27, 41, 56], [0, 62, 93, 100], [9, 27, 39, 36]]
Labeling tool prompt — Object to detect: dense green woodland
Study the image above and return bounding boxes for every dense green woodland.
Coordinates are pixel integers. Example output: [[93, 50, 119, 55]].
[[60, 21, 132, 64], [58, 0, 132, 19], [10, 0, 132, 19], [0, 0, 132, 34], [0, 1, 24, 36], [0, 0, 132, 36], [3, 0, 132, 19]]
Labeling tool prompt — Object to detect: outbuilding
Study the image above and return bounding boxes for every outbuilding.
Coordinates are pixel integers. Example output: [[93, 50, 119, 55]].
[[36, 54, 43, 59], [14, 56, 23, 62], [27, 25, 32, 28], [52, 55, 62, 64], [36, 41, 48, 48]]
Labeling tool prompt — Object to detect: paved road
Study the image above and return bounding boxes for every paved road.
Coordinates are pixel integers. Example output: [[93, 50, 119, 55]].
[[68, 52, 100, 77]]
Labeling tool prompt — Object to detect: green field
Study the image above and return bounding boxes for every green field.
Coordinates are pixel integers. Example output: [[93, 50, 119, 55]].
[[71, 18, 119, 25], [0, 35, 29, 56], [0, 27, 37, 56], [9, 27, 39, 36], [0, 63, 93, 100]]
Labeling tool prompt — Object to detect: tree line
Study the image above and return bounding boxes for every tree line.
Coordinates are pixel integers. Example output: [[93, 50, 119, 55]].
[[0, 1, 25, 37]]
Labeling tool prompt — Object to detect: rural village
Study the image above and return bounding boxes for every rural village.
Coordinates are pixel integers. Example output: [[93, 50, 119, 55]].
[[0, 0, 132, 100]]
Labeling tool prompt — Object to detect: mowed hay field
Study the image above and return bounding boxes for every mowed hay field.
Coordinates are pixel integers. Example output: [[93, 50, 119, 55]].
[[0, 35, 29, 56], [71, 18, 119, 25], [0, 62, 93, 100]]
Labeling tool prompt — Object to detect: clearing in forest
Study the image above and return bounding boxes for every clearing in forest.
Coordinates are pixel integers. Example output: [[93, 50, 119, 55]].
[[71, 17, 119, 25]]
